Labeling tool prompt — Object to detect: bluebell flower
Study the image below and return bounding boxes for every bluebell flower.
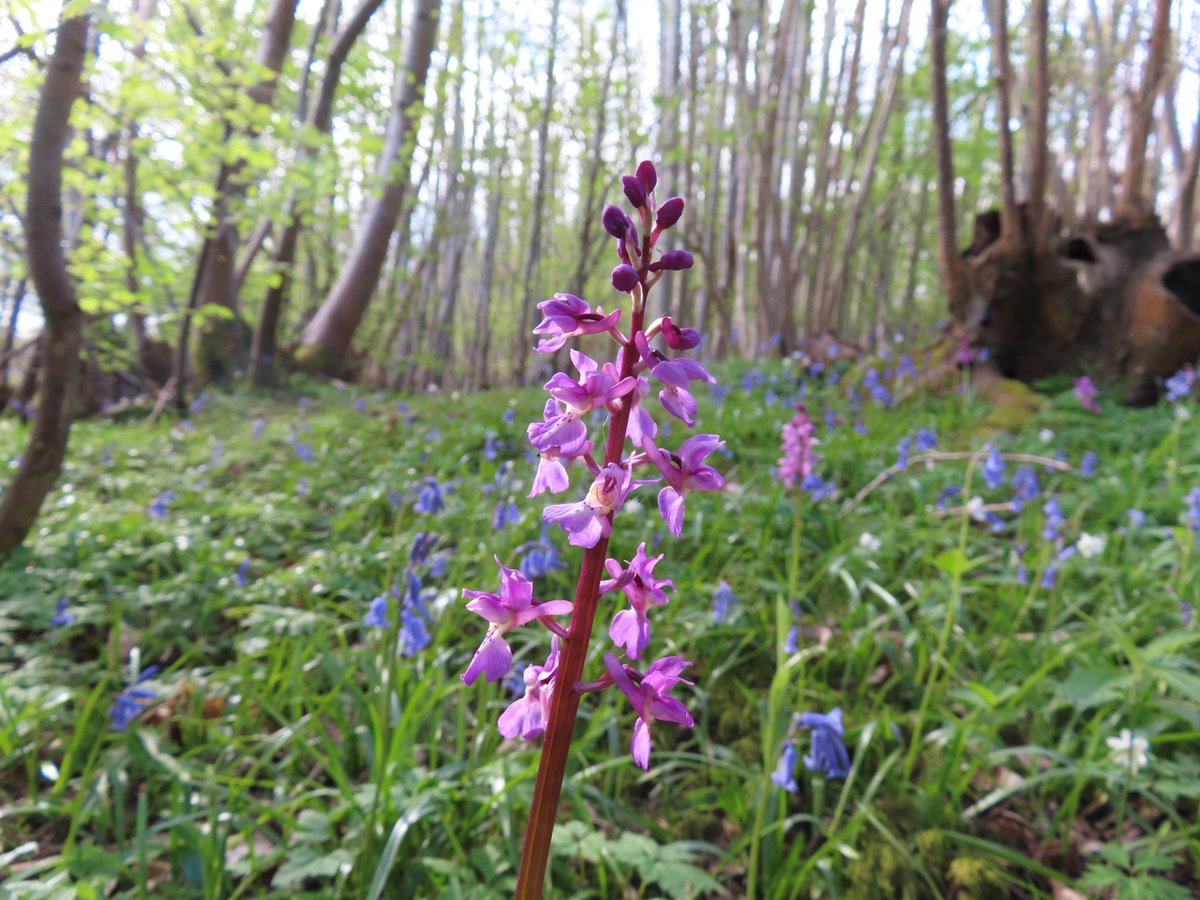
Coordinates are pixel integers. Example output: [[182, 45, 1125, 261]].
[[771, 741, 799, 793], [354, 398, 366, 412], [711, 580, 740, 623], [743, 370, 764, 393], [783, 626, 799, 654], [493, 499, 519, 530], [799, 708, 850, 779], [296, 478, 308, 498], [936, 485, 962, 512], [430, 552, 449, 579], [1042, 496, 1064, 542], [854, 420, 868, 436], [409, 532, 438, 567], [1016, 562, 1029, 585], [1126, 509, 1146, 530], [189, 394, 207, 415], [765, 389, 779, 407], [387, 490, 402, 510], [1164, 367, 1195, 402], [1011, 466, 1039, 511], [896, 437, 912, 470], [51, 597, 75, 626], [399, 607, 431, 656], [108, 666, 159, 732], [503, 408, 515, 425], [365, 594, 390, 629], [982, 447, 1006, 489], [414, 478, 445, 514], [807, 362, 825, 379], [1040, 564, 1059, 589], [824, 409, 837, 433], [897, 355, 917, 379], [295, 443, 314, 463], [483, 433, 500, 461], [827, 370, 841, 386], [915, 428, 938, 452], [147, 491, 175, 519], [235, 558, 250, 587], [252, 418, 265, 439], [1080, 451, 1098, 477]]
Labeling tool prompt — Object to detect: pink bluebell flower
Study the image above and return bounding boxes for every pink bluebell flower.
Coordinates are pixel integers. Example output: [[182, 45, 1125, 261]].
[[461, 561, 572, 685], [604, 653, 694, 771], [640, 434, 725, 537], [604, 543, 674, 660]]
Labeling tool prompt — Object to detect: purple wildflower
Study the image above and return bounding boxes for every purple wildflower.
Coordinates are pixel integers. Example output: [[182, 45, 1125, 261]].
[[147, 491, 175, 519], [543, 463, 636, 549], [414, 478, 446, 514], [1080, 451, 1098, 477], [982, 447, 1006, 489], [604, 654, 695, 771], [50, 597, 75, 627], [777, 406, 820, 489], [711, 580, 739, 623], [499, 639, 560, 740], [365, 594, 390, 629], [460, 561, 572, 685], [915, 428, 938, 452], [771, 741, 799, 793], [799, 707, 850, 779], [604, 543, 674, 660], [532, 293, 621, 353], [639, 434, 725, 537], [108, 666, 160, 732], [1074, 375, 1101, 413], [235, 558, 250, 587]]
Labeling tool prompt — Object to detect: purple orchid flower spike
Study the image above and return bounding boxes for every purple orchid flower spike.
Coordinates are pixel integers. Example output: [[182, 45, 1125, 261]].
[[778, 405, 819, 489], [533, 293, 622, 353], [460, 560, 572, 686], [603, 543, 675, 660], [639, 434, 726, 537], [633, 331, 716, 427], [1074, 375, 1101, 413], [604, 653, 695, 771], [499, 638, 560, 740], [543, 463, 639, 548]]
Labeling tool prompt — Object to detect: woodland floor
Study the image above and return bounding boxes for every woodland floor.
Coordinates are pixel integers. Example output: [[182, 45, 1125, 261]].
[[1, 359, 1199, 898]]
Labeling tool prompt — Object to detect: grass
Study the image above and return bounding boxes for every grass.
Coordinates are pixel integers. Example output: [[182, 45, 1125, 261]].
[[1, 359, 1198, 898]]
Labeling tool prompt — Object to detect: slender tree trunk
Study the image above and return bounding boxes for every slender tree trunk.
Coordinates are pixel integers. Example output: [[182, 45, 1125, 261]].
[[1176, 100, 1200, 246], [1119, 0, 1172, 216], [172, 0, 299, 406], [296, 0, 441, 375], [0, 8, 89, 552], [251, 0, 386, 386], [988, 0, 1023, 249], [932, 0, 967, 313], [1028, 0, 1050, 244], [512, 0, 562, 383], [1, 278, 27, 384]]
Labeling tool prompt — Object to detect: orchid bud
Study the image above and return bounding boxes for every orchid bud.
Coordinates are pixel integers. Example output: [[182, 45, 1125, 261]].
[[661, 316, 701, 350], [622, 175, 647, 209], [636, 160, 657, 194], [611, 264, 639, 293], [602, 204, 629, 238], [655, 197, 684, 230], [658, 250, 694, 271]]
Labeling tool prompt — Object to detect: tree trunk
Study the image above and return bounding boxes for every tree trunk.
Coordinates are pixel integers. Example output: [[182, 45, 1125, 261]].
[[1119, 0, 1172, 216], [1177, 99, 1200, 247], [250, 0, 386, 387], [1028, 0, 1050, 244], [0, 8, 89, 552], [988, 0, 1024, 250], [295, 0, 441, 375], [931, 0, 967, 312], [511, 0, 562, 383], [172, 0, 298, 406]]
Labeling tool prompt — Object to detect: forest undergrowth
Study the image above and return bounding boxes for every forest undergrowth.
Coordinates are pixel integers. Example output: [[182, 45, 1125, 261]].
[[1, 358, 1198, 898]]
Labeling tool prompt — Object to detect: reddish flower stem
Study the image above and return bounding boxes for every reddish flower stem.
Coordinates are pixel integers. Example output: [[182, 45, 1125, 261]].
[[514, 285, 649, 898]]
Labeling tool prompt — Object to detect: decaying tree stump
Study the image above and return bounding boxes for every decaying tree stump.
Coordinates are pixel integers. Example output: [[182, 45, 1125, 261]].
[[959, 206, 1200, 404]]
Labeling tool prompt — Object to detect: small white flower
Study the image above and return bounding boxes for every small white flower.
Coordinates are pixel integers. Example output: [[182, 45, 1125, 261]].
[[965, 496, 987, 522], [1106, 729, 1150, 773], [1175, 405, 1191, 421], [858, 532, 881, 554], [1038, 428, 1055, 443], [1076, 532, 1106, 559]]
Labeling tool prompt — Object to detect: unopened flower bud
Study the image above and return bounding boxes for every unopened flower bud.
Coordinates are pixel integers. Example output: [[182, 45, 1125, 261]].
[[622, 175, 647, 209], [636, 160, 657, 194], [661, 316, 701, 350], [611, 264, 639, 293], [656, 197, 684, 230], [658, 250, 694, 271], [602, 204, 629, 238]]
